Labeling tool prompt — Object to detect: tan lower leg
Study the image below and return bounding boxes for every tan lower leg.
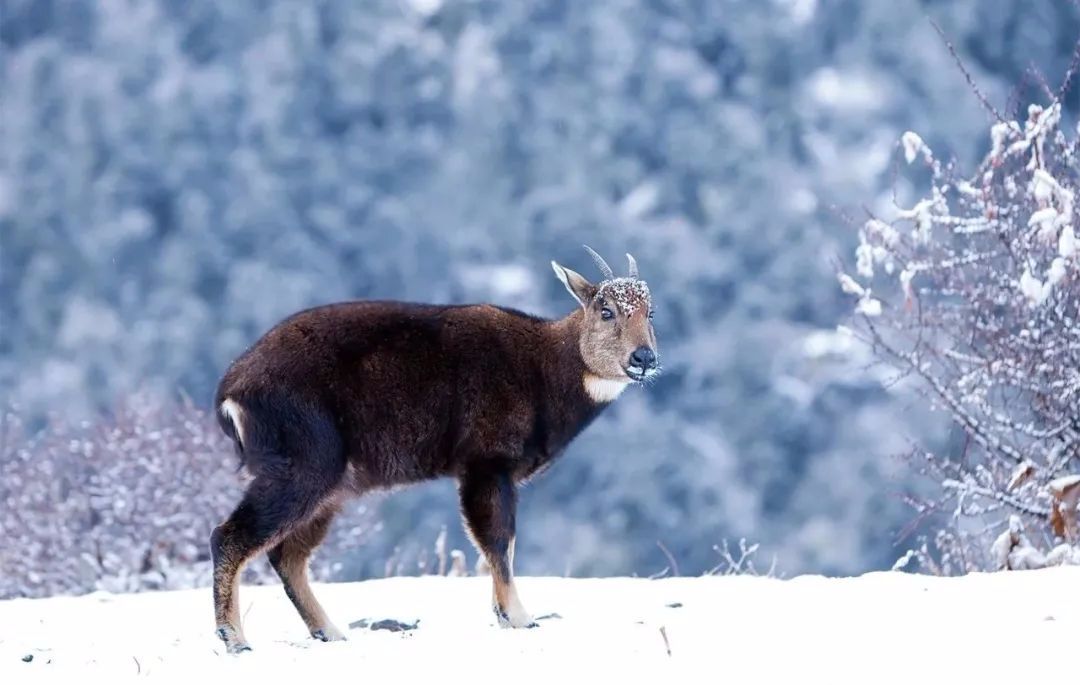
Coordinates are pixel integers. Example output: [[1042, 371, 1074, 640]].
[[491, 537, 534, 628], [275, 552, 343, 640], [493, 575, 533, 627], [269, 510, 344, 641], [213, 553, 250, 650]]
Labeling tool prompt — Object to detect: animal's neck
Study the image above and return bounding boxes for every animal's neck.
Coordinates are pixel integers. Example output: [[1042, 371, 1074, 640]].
[[515, 310, 599, 465], [545, 307, 622, 410], [545, 308, 629, 403], [544, 308, 588, 384]]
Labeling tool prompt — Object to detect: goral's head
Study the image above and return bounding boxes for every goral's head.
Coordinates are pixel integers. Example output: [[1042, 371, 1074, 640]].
[[551, 245, 660, 385]]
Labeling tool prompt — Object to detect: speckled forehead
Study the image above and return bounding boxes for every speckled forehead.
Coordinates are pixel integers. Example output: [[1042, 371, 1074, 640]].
[[595, 278, 651, 316]]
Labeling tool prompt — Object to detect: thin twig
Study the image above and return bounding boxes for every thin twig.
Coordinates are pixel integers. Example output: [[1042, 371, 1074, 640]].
[[659, 626, 672, 657], [1058, 37, 1080, 100], [941, 479, 1051, 518], [864, 319, 1027, 465], [1005, 67, 1037, 119], [929, 18, 1006, 124], [656, 540, 680, 577]]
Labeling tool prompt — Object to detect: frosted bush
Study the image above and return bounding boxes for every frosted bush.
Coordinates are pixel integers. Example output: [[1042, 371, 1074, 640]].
[[838, 50, 1080, 574], [0, 393, 379, 599]]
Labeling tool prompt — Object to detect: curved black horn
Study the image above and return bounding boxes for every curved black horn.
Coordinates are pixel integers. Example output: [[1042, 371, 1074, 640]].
[[583, 245, 615, 280], [626, 253, 638, 278]]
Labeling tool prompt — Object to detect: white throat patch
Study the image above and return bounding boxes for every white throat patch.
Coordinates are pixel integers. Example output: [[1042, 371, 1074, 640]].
[[583, 373, 631, 403]]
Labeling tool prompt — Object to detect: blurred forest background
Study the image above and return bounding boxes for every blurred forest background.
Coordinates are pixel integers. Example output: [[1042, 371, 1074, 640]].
[[2, 0, 1079, 592]]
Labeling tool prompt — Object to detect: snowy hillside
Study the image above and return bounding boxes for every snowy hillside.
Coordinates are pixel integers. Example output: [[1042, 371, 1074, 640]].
[[5, 0, 1078, 582], [3, 569, 1078, 683]]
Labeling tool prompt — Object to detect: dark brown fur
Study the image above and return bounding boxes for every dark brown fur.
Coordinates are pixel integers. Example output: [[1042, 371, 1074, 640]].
[[209, 256, 658, 652]]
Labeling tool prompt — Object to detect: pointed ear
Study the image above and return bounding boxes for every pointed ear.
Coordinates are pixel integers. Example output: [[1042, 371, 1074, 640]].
[[551, 261, 597, 308]]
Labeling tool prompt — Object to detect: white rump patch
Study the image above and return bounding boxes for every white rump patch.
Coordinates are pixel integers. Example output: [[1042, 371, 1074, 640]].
[[583, 373, 631, 403], [220, 398, 247, 447]]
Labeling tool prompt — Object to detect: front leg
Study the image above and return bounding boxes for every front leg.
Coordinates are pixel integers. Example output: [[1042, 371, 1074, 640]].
[[459, 466, 537, 629]]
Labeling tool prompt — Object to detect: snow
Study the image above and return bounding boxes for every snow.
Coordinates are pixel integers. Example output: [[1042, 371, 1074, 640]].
[[855, 296, 882, 317], [1019, 268, 1047, 305], [898, 267, 916, 300], [1047, 257, 1067, 287], [1059, 224, 1076, 258], [1028, 206, 1058, 241], [1049, 474, 1080, 492], [837, 273, 865, 296], [863, 218, 900, 248], [2, 571, 1079, 683], [855, 242, 875, 277], [993, 515, 1080, 570], [900, 131, 927, 164], [990, 121, 1020, 159], [596, 278, 651, 316], [896, 198, 936, 245], [1031, 169, 1066, 206]]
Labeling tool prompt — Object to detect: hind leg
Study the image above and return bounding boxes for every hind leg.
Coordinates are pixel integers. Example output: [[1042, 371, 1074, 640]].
[[268, 506, 345, 642], [210, 477, 336, 653]]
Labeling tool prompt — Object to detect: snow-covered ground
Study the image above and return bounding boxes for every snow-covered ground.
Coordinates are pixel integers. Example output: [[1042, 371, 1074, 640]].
[[2, 568, 1078, 684]]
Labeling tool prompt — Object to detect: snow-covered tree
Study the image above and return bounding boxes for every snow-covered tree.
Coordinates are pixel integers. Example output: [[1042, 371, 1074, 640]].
[[840, 41, 1080, 573]]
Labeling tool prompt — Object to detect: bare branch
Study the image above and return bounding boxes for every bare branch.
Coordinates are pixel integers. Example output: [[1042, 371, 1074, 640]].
[[928, 18, 1006, 124], [656, 540, 680, 577], [1057, 37, 1080, 101], [941, 479, 1051, 518]]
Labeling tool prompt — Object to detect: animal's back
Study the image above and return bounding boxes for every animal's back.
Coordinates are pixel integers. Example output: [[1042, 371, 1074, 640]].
[[215, 300, 547, 486]]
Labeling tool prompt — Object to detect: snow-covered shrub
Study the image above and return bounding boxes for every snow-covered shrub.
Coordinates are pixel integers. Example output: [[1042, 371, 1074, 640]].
[[838, 54, 1080, 574], [0, 392, 381, 599]]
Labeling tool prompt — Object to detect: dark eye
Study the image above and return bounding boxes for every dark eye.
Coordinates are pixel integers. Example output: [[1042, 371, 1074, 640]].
[[648, 309, 655, 320], [601, 307, 615, 320]]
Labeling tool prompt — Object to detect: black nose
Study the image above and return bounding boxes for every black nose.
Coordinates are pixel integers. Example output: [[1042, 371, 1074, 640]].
[[629, 346, 657, 370]]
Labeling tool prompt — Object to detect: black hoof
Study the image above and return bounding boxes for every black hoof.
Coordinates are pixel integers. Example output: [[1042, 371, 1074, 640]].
[[493, 604, 539, 629], [217, 627, 252, 654], [311, 626, 348, 641]]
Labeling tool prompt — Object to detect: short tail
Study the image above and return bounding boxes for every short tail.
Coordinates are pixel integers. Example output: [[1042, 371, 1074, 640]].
[[217, 398, 248, 472]]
